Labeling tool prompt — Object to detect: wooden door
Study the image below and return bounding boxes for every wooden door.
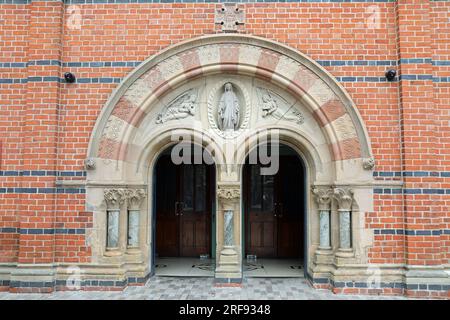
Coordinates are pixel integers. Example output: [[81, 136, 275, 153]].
[[245, 154, 303, 259], [276, 155, 303, 258], [179, 164, 211, 257], [245, 164, 277, 258], [155, 155, 179, 257], [155, 155, 213, 257]]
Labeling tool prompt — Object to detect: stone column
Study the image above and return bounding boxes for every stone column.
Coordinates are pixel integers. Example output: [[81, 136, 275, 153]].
[[312, 187, 334, 267], [125, 189, 146, 254], [104, 188, 126, 256], [333, 187, 354, 258], [312, 187, 333, 250], [215, 183, 241, 282]]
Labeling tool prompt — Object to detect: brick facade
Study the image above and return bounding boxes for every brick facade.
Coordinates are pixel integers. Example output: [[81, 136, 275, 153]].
[[0, 0, 449, 298]]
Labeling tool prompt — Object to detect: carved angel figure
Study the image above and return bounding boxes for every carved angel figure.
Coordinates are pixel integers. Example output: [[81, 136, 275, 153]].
[[156, 92, 196, 124]]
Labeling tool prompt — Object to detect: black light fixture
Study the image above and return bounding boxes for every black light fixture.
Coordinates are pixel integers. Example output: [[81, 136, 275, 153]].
[[385, 69, 396, 81], [64, 72, 76, 83]]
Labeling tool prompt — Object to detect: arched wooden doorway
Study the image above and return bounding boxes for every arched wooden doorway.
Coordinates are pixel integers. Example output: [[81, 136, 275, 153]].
[[243, 144, 306, 275], [153, 144, 216, 273]]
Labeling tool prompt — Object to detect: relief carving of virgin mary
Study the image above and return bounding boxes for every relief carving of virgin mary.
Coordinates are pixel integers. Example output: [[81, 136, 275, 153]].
[[218, 83, 240, 131]]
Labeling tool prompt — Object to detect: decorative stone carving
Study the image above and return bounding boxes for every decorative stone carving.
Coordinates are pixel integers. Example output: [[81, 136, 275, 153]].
[[363, 157, 375, 170], [125, 188, 146, 210], [156, 89, 197, 124], [84, 158, 96, 170], [218, 83, 240, 131], [214, 3, 245, 33], [208, 80, 250, 139], [99, 117, 124, 165], [257, 87, 304, 124], [217, 186, 240, 199], [333, 187, 354, 211], [312, 187, 333, 211], [104, 188, 126, 210]]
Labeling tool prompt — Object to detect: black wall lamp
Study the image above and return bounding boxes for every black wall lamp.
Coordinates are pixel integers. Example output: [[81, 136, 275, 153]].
[[385, 69, 397, 81], [64, 72, 76, 83]]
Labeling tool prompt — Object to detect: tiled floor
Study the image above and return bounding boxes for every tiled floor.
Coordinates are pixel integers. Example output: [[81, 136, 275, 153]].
[[244, 259, 304, 278], [155, 258, 215, 277], [0, 277, 407, 300], [155, 258, 304, 278]]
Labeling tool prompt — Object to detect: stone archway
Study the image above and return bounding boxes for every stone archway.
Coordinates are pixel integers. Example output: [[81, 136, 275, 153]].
[[85, 34, 374, 286]]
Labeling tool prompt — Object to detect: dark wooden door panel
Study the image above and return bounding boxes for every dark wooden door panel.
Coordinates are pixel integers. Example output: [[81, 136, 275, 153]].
[[156, 154, 213, 258], [155, 155, 179, 257], [245, 151, 304, 259], [156, 218, 178, 256]]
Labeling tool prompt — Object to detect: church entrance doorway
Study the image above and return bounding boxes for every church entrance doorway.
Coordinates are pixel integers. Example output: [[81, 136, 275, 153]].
[[243, 144, 305, 277]]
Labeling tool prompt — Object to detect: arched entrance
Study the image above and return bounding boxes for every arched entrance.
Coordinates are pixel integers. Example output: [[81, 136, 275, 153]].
[[153, 144, 216, 276], [85, 34, 374, 288], [243, 144, 306, 277]]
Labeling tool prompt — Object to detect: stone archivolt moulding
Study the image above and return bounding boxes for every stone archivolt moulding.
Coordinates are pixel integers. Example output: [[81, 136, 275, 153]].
[[88, 35, 374, 168]]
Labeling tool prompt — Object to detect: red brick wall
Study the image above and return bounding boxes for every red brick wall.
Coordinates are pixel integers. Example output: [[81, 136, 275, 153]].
[[0, 1, 449, 285]]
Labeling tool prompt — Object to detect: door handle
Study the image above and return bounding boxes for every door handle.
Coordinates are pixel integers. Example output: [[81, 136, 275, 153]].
[[278, 202, 283, 218], [179, 202, 184, 216], [174, 201, 179, 216], [273, 202, 278, 217]]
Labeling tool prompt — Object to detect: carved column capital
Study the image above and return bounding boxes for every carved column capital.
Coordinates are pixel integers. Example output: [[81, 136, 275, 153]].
[[104, 188, 126, 210], [333, 187, 354, 211], [217, 184, 240, 199], [311, 186, 333, 211], [125, 188, 146, 210]]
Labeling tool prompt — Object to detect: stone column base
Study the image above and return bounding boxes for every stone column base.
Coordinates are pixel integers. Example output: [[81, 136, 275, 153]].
[[314, 249, 333, 265], [334, 249, 355, 266], [215, 246, 242, 280]]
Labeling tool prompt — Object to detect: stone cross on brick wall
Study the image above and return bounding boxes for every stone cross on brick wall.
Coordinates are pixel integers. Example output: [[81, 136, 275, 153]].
[[214, 3, 245, 33]]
